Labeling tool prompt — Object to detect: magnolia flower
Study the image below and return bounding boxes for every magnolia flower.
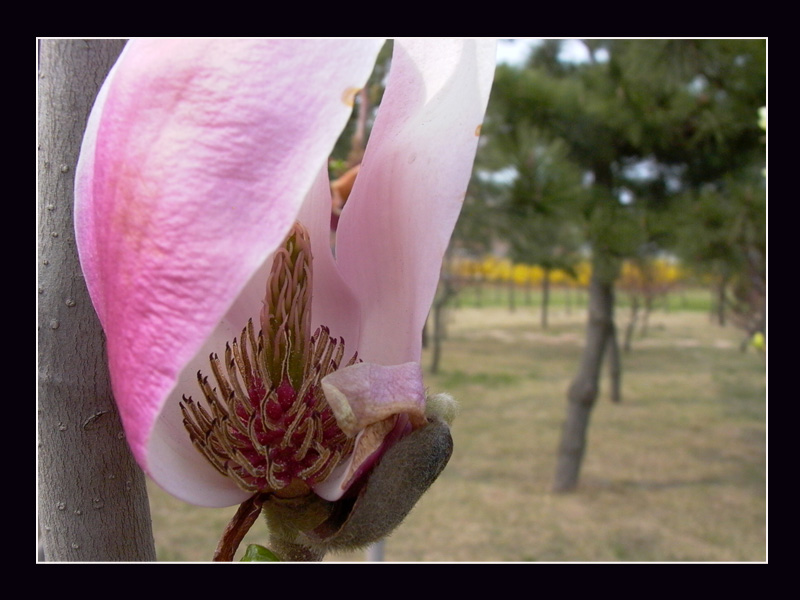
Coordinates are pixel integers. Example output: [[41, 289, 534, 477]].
[[75, 38, 495, 552]]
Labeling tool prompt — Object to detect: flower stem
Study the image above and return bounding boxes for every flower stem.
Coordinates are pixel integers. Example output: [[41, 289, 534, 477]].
[[213, 494, 266, 561], [267, 537, 326, 562]]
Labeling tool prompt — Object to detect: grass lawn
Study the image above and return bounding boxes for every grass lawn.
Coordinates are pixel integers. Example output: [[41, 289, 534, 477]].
[[147, 305, 766, 562]]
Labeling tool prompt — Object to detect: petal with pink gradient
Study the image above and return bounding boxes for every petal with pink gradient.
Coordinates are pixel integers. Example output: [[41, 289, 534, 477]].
[[75, 39, 384, 506], [321, 362, 426, 436], [335, 39, 497, 366]]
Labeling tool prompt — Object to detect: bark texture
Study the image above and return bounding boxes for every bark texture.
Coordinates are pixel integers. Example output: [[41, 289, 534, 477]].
[[553, 266, 617, 492], [430, 272, 456, 375], [623, 294, 640, 352], [38, 39, 157, 561], [606, 322, 621, 404], [541, 267, 551, 329]]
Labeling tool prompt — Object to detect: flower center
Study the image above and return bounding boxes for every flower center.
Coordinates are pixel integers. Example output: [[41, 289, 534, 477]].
[[180, 223, 357, 498]]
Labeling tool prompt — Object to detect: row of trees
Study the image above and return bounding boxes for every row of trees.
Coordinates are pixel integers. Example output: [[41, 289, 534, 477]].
[[449, 255, 685, 294], [444, 255, 689, 326], [453, 39, 766, 491]]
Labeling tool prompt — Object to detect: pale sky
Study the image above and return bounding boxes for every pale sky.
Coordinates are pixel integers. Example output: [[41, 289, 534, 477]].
[[495, 39, 595, 66]]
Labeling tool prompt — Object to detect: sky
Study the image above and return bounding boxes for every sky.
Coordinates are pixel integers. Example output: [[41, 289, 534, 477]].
[[495, 39, 595, 66]]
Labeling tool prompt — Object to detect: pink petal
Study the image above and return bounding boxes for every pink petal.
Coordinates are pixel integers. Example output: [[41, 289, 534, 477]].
[[321, 362, 427, 436], [297, 167, 362, 353], [313, 362, 425, 501], [335, 39, 496, 365], [312, 415, 408, 502], [75, 39, 384, 507]]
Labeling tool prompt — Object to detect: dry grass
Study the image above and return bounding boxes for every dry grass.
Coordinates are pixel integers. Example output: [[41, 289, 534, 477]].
[[147, 306, 766, 562]]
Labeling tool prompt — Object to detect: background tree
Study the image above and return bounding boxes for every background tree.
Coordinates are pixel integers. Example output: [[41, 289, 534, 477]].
[[618, 39, 766, 344], [489, 45, 639, 490], [486, 125, 586, 327], [481, 39, 765, 492], [330, 41, 393, 171], [675, 174, 766, 340]]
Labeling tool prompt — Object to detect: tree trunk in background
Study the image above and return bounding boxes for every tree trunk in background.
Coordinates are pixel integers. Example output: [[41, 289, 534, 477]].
[[623, 294, 639, 352], [553, 260, 618, 492], [366, 540, 385, 562], [713, 277, 728, 326], [541, 267, 551, 329], [38, 39, 157, 561], [430, 274, 456, 375], [640, 294, 653, 337], [347, 88, 369, 167], [606, 321, 621, 404], [430, 295, 446, 374]]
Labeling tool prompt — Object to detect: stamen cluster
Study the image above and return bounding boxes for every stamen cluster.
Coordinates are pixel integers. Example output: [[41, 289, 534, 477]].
[[181, 224, 357, 497]]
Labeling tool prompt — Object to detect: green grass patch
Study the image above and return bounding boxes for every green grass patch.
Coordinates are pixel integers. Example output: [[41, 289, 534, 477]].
[[450, 283, 714, 313], [438, 369, 522, 388]]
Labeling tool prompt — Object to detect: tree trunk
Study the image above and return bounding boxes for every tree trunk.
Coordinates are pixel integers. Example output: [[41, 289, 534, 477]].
[[553, 268, 617, 493], [38, 39, 157, 561], [713, 277, 728, 326], [606, 321, 621, 404], [623, 294, 639, 352], [541, 268, 551, 329], [430, 276, 455, 375], [430, 297, 445, 374], [347, 88, 369, 167], [366, 540, 385, 562], [640, 294, 653, 337]]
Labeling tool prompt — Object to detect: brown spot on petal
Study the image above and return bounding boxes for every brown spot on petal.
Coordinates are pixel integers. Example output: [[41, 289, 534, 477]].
[[342, 87, 360, 107], [475, 124, 483, 136]]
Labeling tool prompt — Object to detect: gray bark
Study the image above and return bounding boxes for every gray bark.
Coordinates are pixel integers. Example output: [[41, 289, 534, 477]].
[[540, 267, 551, 329], [366, 541, 385, 561], [640, 294, 653, 337], [713, 277, 728, 326], [553, 267, 617, 492], [623, 294, 639, 353], [606, 320, 621, 404], [38, 39, 157, 561], [508, 278, 516, 312], [430, 274, 455, 375]]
